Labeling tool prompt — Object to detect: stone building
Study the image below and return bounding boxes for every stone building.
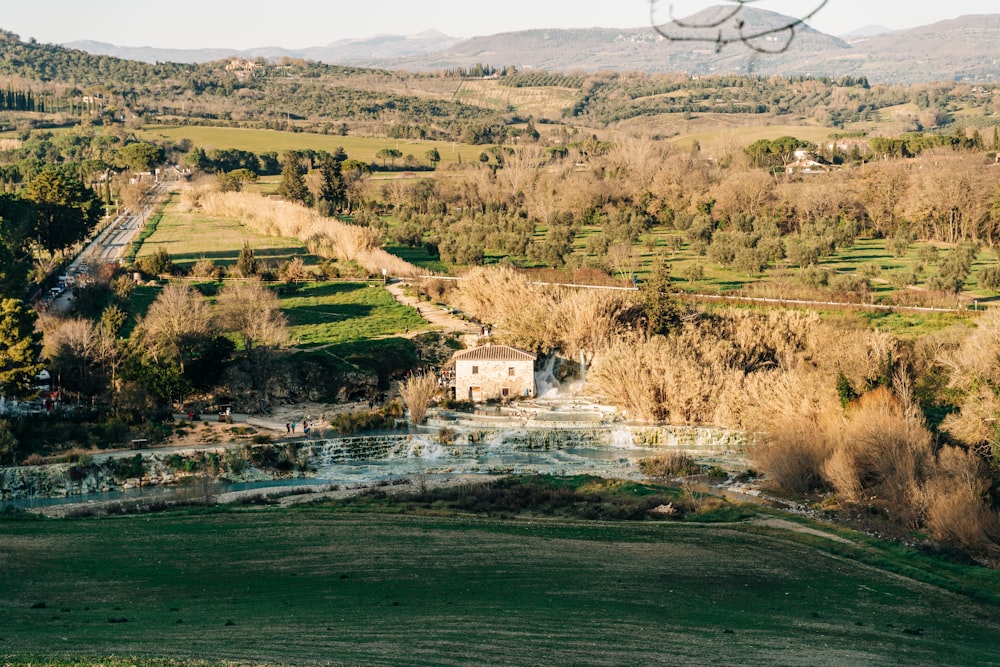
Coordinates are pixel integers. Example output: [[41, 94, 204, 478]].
[[452, 344, 536, 402]]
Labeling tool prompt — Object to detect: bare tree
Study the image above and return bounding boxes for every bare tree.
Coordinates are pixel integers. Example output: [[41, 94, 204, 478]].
[[135, 284, 212, 372], [216, 279, 289, 396], [607, 243, 640, 285], [499, 145, 546, 202]]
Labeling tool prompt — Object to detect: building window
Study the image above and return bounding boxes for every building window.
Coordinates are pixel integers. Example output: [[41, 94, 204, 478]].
[[472, 365, 479, 375], [508, 366, 515, 376], [502, 387, 509, 397]]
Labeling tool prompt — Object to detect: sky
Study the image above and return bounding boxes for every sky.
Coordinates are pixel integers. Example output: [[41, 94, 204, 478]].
[[3, 1, 997, 50]]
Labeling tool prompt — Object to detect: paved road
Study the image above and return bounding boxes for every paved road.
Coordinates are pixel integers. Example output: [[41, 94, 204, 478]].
[[47, 181, 170, 314], [86, 180, 169, 267]]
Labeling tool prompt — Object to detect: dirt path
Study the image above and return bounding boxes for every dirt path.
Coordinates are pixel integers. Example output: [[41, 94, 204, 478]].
[[384, 279, 478, 338], [752, 516, 855, 545]]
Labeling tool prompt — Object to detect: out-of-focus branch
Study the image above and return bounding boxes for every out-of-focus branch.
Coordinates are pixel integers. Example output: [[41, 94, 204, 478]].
[[649, 0, 829, 54]]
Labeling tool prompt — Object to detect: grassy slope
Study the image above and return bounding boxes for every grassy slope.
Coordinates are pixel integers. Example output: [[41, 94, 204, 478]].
[[1, 499, 999, 666]]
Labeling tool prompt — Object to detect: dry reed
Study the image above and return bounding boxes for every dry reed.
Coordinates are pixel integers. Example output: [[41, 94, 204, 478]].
[[188, 189, 422, 278], [398, 374, 439, 425]]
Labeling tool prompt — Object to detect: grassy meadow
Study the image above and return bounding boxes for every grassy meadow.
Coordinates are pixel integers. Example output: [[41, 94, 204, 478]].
[[283, 281, 425, 347], [139, 126, 487, 166], [2, 481, 1000, 666], [135, 194, 311, 271]]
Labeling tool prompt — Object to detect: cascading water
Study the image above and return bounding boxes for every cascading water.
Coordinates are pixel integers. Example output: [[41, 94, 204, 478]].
[[306, 427, 658, 484], [534, 355, 561, 398], [3, 411, 747, 507], [609, 429, 637, 449]]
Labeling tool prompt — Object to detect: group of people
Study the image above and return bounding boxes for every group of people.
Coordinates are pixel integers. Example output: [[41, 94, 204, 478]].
[[285, 419, 312, 436]]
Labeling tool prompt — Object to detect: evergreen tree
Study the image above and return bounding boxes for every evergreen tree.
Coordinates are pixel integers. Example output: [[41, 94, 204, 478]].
[[23, 165, 101, 256], [316, 156, 346, 216], [235, 242, 258, 277], [640, 259, 683, 336], [0, 298, 43, 396], [276, 151, 311, 206], [0, 193, 33, 296]]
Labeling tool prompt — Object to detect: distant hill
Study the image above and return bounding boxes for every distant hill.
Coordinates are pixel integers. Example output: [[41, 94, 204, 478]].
[[63, 30, 462, 65], [62, 40, 242, 64], [59, 7, 1000, 84], [371, 7, 849, 75], [384, 9, 1000, 84], [839, 25, 896, 41], [813, 15, 1000, 84]]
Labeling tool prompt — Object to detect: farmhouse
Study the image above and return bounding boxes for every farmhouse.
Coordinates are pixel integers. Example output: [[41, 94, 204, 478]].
[[452, 344, 536, 402]]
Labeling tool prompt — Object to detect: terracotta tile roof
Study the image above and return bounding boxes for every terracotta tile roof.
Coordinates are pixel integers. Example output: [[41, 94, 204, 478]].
[[452, 345, 536, 362]]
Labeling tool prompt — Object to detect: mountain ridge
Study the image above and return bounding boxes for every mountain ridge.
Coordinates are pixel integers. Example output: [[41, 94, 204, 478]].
[[58, 7, 1000, 84]]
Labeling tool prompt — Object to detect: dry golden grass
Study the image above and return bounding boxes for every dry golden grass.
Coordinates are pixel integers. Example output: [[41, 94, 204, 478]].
[[588, 307, 821, 426], [185, 188, 422, 278], [920, 445, 1000, 553], [831, 386, 932, 522], [398, 373, 439, 425], [741, 367, 841, 494], [455, 266, 638, 357], [939, 308, 1000, 458]]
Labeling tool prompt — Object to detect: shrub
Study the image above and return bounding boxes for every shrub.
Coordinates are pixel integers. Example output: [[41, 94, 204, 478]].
[[331, 406, 403, 434], [798, 264, 829, 288], [752, 416, 833, 495], [222, 446, 249, 474], [137, 248, 174, 276], [22, 453, 44, 466], [858, 262, 882, 279], [440, 397, 474, 412], [191, 258, 222, 280], [829, 273, 870, 299], [919, 445, 999, 552], [978, 265, 1000, 292], [100, 417, 129, 445], [639, 452, 699, 477], [112, 453, 145, 480]]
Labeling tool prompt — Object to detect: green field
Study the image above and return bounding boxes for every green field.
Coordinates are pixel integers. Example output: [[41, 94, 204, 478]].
[[2, 484, 1000, 666], [139, 126, 487, 166], [283, 281, 424, 347], [130, 191, 424, 356], [135, 194, 310, 271]]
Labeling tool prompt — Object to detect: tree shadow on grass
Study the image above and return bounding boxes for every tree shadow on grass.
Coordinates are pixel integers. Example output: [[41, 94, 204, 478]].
[[285, 303, 373, 327], [290, 282, 369, 299], [167, 248, 313, 267], [710, 280, 748, 292]]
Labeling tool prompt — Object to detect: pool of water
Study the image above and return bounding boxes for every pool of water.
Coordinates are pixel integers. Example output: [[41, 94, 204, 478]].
[[2, 428, 736, 510], [1, 478, 335, 510]]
